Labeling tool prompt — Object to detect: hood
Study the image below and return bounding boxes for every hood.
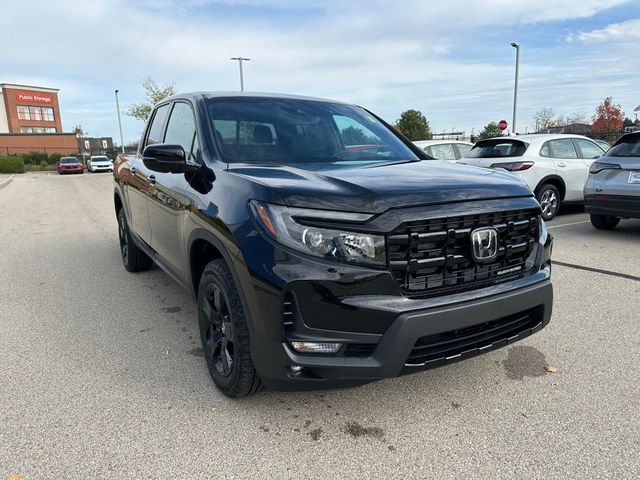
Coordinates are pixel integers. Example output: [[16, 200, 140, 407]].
[[228, 160, 533, 213]]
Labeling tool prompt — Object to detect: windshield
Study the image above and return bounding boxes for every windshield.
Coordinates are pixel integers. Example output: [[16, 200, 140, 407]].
[[92, 156, 110, 162], [60, 157, 79, 164], [605, 135, 640, 157], [465, 139, 528, 158], [206, 97, 419, 164]]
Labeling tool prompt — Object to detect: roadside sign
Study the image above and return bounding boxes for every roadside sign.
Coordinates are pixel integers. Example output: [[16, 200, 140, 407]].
[[498, 120, 508, 131]]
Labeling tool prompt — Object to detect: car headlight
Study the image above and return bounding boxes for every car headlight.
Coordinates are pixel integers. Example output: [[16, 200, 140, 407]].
[[249, 200, 386, 266]]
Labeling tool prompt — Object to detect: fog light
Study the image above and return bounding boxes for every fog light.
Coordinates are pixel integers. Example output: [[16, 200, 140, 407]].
[[290, 341, 342, 353], [289, 366, 303, 376]]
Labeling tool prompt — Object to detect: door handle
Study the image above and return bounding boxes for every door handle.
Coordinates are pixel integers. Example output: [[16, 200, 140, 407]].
[[557, 162, 567, 167], [148, 175, 156, 185]]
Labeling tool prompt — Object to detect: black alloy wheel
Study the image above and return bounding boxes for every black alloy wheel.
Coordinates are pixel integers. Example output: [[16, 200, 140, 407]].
[[197, 259, 262, 397], [118, 210, 129, 265], [117, 209, 153, 272], [202, 282, 235, 377]]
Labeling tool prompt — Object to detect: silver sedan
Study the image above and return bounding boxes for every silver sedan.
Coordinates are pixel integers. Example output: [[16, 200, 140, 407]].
[[584, 131, 640, 229]]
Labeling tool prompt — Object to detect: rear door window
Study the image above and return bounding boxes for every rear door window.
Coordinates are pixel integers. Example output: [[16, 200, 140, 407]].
[[549, 139, 578, 159]]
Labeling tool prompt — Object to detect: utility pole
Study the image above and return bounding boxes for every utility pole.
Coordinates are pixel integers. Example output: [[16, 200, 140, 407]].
[[114, 90, 125, 153], [230, 57, 251, 91], [511, 42, 520, 135]]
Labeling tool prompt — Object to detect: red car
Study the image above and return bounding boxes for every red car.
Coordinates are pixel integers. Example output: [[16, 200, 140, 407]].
[[58, 157, 84, 174]]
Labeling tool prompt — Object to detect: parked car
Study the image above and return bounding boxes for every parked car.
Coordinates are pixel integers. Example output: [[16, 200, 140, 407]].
[[413, 140, 473, 161], [57, 156, 83, 174], [584, 131, 640, 229], [87, 155, 113, 173], [114, 92, 553, 397], [461, 134, 605, 220]]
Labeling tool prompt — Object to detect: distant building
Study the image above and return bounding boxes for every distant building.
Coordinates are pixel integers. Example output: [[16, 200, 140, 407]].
[[0, 83, 76, 155], [77, 136, 114, 155], [542, 123, 592, 135]]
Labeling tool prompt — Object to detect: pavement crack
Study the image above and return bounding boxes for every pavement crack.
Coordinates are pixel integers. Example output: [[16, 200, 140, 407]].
[[553, 260, 640, 282]]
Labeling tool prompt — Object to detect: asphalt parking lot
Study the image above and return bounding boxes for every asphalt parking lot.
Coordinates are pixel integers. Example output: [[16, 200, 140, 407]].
[[1, 172, 639, 479]]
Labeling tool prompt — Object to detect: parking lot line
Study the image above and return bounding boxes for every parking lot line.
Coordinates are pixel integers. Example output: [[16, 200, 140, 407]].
[[553, 260, 640, 282], [548, 220, 590, 229]]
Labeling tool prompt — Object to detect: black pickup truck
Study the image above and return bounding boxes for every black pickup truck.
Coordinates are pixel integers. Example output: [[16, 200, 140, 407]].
[[113, 92, 553, 397]]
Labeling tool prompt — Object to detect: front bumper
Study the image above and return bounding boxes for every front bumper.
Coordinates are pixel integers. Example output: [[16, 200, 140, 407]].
[[91, 165, 113, 172], [584, 194, 640, 219], [252, 274, 552, 390], [59, 167, 83, 174]]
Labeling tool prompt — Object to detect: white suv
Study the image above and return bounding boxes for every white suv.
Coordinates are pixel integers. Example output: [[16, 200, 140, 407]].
[[87, 155, 113, 173], [461, 134, 605, 220]]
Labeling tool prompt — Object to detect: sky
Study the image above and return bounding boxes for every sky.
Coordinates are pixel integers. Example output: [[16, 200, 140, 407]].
[[1, 0, 639, 143]]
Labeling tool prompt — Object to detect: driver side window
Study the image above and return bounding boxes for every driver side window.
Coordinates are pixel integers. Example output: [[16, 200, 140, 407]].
[[163, 102, 200, 162]]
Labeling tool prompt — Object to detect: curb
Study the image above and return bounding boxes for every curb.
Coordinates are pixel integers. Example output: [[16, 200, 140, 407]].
[[0, 174, 15, 191]]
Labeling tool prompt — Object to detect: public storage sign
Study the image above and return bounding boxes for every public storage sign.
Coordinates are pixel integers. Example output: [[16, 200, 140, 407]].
[[15, 91, 52, 104]]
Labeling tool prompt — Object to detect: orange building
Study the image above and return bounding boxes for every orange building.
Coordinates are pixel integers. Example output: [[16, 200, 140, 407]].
[[0, 82, 77, 155]]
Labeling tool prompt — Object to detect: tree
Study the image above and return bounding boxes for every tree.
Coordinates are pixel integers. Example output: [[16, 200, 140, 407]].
[[127, 77, 177, 121], [592, 96, 624, 133], [533, 107, 567, 130], [478, 122, 502, 139], [340, 126, 379, 145], [566, 112, 588, 125], [72, 125, 86, 136], [395, 109, 431, 140], [623, 117, 635, 128]]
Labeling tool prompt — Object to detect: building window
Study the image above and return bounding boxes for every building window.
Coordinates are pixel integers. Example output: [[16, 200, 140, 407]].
[[43, 107, 54, 121], [17, 105, 30, 120], [19, 126, 56, 133], [16, 105, 55, 122], [29, 106, 43, 121]]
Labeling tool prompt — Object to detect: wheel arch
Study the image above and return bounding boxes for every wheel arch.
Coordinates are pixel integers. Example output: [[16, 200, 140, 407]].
[[114, 190, 123, 216], [187, 229, 260, 335], [534, 175, 566, 201]]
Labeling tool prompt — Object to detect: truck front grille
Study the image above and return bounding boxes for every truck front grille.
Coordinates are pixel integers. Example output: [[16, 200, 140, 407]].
[[387, 208, 539, 298]]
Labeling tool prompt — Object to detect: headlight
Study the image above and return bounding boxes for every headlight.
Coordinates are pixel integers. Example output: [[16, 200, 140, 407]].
[[249, 200, 386, 266]]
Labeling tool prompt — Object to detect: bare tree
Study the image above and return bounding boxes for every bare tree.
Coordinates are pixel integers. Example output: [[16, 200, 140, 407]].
[[533, 108, 557, 130], [566, 112, 588, 125]]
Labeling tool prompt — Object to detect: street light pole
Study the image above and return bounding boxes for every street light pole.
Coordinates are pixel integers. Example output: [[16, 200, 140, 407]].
[[114, 89, 125, 154], [230, 57, 251, 91], [510, 42, 520, 135]]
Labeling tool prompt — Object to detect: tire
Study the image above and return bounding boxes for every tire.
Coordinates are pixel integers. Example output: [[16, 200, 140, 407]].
[[537, 184, 561, 221], [198, 259, 263, 398], [590, 214, 620, 230], [117, 208, 153, 272]]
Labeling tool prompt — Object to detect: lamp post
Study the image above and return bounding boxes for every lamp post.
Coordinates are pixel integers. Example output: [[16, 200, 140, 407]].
[[230, 57, 250, 91], [510, 42, 520, 135], [114, 90, 125, 154]]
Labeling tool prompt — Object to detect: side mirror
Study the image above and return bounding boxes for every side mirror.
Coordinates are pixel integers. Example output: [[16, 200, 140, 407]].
[[142, 144, 199, 173]]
